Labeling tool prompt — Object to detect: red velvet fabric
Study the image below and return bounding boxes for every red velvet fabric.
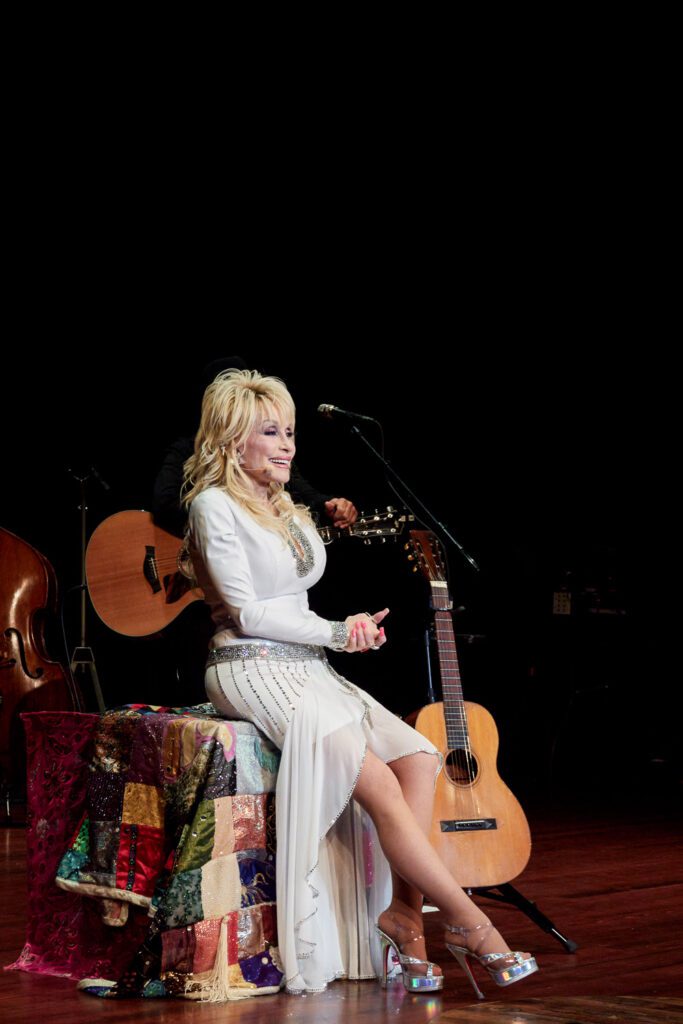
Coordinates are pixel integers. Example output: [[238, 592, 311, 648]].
[[5, 712, 150, 979]]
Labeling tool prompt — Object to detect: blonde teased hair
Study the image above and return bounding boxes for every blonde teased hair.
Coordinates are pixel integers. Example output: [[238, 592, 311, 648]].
[[182, 368, 315, 543]]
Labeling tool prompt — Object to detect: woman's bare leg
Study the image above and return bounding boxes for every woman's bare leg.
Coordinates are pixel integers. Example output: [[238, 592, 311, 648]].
[[387, 752, 437, 914], [375, 753, 442, 972], [356, 749, 522, 958]]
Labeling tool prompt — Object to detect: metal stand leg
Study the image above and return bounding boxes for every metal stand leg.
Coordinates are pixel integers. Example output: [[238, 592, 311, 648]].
[[70, 646, 105, 712], [469, 882, 578, 953], [0, 775, 26, 826]]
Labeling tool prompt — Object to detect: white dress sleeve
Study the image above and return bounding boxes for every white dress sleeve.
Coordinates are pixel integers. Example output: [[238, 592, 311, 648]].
[[189, 491, 347, 649]]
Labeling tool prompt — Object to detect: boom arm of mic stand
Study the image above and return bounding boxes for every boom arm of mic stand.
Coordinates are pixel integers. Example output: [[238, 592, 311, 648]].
[[349, 424, 480, 572]]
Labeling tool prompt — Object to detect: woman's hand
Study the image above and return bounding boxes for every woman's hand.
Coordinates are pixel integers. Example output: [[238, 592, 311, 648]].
[[343, 608, 389, 652]]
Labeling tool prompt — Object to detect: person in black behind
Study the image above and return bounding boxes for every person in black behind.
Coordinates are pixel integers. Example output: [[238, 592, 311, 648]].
[[151, 356, 358, 702]]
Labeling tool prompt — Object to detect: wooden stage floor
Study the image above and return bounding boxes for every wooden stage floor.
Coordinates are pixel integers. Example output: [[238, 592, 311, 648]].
[[2, 807, 682, 1023]]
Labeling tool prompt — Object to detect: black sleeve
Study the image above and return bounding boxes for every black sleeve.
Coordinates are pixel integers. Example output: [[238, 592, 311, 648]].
[[151, 436, 194, 538]]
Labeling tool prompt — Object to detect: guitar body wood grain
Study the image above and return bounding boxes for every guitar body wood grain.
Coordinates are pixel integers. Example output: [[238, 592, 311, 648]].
[[412, 699, 531, 888], [86, 511, 203, 637]]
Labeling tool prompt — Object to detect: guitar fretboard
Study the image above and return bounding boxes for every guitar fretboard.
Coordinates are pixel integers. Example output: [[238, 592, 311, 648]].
[[433, 605, 470, 752]]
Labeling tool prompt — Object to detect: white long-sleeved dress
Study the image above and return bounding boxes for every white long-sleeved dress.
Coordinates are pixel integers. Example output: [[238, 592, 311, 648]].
[[188, 486, 441, 995]]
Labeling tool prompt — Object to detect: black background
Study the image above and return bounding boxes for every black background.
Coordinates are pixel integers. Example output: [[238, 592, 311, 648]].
[[3, 333, 673, 812]]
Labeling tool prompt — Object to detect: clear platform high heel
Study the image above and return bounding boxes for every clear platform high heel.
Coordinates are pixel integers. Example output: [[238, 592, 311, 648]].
[[444, 918, 538, 1000], [376, 919, 444, 993]]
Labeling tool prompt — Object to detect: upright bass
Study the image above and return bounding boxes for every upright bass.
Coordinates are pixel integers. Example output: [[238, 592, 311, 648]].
[[0, 526, 83, 814]]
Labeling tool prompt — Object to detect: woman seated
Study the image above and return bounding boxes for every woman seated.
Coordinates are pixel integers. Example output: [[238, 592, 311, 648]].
[[184, 368, 538, 998]]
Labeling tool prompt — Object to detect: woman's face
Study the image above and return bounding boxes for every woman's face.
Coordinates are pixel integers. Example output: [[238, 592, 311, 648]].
[[240, 407, 295, 494]]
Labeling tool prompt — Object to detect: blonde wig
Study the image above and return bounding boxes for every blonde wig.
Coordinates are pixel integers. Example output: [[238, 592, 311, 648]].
[[182, 368, 315, 545]]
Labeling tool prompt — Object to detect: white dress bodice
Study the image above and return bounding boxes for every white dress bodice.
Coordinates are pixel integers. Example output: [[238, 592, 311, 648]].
[[188, 487, 336, 650]]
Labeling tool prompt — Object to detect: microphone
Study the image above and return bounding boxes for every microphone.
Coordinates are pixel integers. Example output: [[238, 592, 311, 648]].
[[318, 403, 377, 423]]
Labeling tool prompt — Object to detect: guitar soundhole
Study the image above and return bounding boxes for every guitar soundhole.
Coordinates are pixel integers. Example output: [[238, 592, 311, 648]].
[[444, 747, 478, 785]]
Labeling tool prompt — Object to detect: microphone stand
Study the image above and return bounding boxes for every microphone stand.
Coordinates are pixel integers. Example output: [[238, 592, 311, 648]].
[[345, 421, 577, 954], [348, 423, 480, 572]]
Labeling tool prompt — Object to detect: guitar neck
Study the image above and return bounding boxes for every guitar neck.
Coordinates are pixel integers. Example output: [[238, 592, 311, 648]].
[[433, 607, 471, 752], [408, 529, 472, 753]]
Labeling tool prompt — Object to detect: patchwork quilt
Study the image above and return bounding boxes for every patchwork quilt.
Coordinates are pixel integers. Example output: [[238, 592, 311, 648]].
[[9, 705, 283, 1000]]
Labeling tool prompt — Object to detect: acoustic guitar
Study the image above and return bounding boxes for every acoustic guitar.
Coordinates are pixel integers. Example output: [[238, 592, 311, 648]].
[[85, 511, 199, 637], [408, 529, 531, 888], [86, 507, 415, 638]]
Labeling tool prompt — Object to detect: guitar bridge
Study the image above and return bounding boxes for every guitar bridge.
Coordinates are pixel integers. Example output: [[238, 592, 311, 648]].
[[143, 546, 162, 594], [440, 818, 497, 832]]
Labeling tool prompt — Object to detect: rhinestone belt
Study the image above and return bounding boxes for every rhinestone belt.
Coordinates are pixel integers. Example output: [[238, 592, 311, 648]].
[[206, 639, 326, 665]]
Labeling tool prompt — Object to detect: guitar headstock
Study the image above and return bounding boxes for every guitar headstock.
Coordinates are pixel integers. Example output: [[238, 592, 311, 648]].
[[405, 529, 452, 610], [318, 506, 415, 545]]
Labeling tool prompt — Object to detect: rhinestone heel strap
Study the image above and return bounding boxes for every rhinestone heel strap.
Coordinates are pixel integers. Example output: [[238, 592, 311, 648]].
[[376, 914, 443, 993], [444, 919, 538, 1001]]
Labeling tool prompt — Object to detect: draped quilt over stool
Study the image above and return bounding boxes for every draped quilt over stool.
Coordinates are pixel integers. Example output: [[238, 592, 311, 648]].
[[7, 705, 282, 1000]]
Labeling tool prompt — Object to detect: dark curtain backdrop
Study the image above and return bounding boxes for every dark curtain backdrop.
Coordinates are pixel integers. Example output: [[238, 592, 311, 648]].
[[3, 347, 671, 808]]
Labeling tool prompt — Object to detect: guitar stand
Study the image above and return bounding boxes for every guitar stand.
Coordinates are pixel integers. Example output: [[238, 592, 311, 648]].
[[468, 882, 578, 953], [68, 468, 107, 714], [70, 645, 106, 713]]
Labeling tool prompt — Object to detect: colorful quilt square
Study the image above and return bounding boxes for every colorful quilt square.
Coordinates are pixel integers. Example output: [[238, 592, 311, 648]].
[[161, 922, 196, 974], [91, 712, 138, 774], [174, 799, 215, 873], [164, 867, 203, 928], [231, 794, 267, 851], [115, 823, 166, 896], [160, 718, 185, 782], [238, 855, 276, 907], [89, 771, 125, 820], [235, 734, 278, 794], [192, 914, 238, 973], [203, 739, 236, 799], [237, 905, 265, 960], [128, 715, 168, 786], [211, 796, 235, 859], [91, 820, 120, 874], [122, 782, 165, 829], [200, 855, 242, 919], [239, 949, 282, 989], [166, 744, 213, 826], [55, 847, 89, 882], [180, 718, 230, 771]]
